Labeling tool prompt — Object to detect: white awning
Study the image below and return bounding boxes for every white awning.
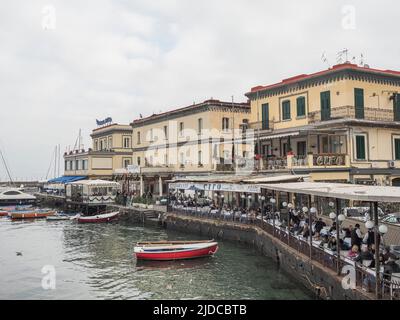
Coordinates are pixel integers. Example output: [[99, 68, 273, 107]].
[[260, 182, 400, 203], [259, 131, 300, 140]]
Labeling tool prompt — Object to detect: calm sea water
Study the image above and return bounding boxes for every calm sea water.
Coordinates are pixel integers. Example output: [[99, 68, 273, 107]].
[[0, 217, 313, 300]]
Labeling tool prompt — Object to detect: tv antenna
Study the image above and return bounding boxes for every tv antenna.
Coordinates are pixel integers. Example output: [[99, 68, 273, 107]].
[[336, 48, 349, 64], [321, 51, 330, 68]]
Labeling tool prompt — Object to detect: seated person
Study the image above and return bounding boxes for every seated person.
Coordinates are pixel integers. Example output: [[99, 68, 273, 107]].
[[319, 235, 329, 248], [313, 231, 321, 241], [327, 236, 337, 252], [347, 245, 360, 260], [354, 244, 373, 267], [301, 223, 310, 239]]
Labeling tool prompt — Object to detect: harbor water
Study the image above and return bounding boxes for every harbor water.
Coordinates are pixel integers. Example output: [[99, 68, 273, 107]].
[[0, 218, 313, 300]]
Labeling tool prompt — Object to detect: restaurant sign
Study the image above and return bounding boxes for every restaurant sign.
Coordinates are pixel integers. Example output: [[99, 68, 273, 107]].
[[313, 154, 346, 166], [169, 182, 261, 194]]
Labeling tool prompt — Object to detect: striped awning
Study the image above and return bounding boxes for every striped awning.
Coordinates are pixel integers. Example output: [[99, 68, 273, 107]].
[[259, 131, 300, 140]]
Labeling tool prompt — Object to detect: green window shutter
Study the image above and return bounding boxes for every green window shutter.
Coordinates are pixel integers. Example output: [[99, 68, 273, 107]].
[[356, 135, 366, 160], [320, 91, 331, 121], [395, 94, 400, 121], [395, 139, 400, 160], [282, 100, 291, 120], [297, 97, 306, 117], [261, 103, 269, 129], [354, 88, 365, 119]]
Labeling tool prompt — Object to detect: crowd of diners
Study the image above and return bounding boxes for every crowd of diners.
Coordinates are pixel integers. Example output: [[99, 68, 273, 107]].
[[169, 192, 400, 289]]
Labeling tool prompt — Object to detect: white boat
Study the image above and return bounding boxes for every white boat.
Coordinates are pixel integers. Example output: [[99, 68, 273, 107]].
[[77, 211, 119, 223], [0, 189, 37, 206]]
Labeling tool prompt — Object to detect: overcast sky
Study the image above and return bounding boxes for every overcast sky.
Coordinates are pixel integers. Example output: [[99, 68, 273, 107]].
[[0, 0, 399, 181]]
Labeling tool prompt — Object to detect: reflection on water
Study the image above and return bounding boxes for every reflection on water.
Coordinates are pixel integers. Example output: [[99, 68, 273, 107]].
[[0, 218, 313, 300]]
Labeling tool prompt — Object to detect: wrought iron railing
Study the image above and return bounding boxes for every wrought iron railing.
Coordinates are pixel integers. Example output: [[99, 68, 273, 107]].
[[309, 105, 394, 123], [167, 204, 400, 300]]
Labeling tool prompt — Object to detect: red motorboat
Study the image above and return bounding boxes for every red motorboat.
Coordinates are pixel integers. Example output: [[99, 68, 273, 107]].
[[77, 211, 119, 223], [134, 240, 218, 261]]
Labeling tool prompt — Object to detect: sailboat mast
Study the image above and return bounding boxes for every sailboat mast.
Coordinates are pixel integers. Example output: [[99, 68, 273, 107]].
[[0, 148, 15, 186]]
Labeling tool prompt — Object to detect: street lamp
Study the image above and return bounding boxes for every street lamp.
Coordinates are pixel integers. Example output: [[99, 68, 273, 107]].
[[365, 220, 375, 230], [338, 214, 346, 223]]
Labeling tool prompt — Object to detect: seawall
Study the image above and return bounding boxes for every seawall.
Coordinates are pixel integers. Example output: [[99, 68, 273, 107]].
[[163, 213, 374, 300]]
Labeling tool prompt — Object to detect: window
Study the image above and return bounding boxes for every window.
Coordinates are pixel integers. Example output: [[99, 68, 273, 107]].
[[123, 136, 131, 148], [123, 158, 131, 168], [198, 118, 203, 134], [198, 150, 203, 166], [354, 88, 365, 119], [108, 137, 113, 149], [355, 135, 366, 160], [261, 103, 269, 130], [83, 160, 88, 170], [222, 117, 230, 131], [179, 122, 184, 137], [137, 132, 141, 144], [296, 97, 306, 117], [164, 125, 168, 140], [164, 153, 168, 166], [282, 142, 289, 156], [394, 94, 400, 121], [297, 141, 306, 156], [180, 152, 184, 165], [65, 161, 68, 171], [320, 91, 331, 121], [100, 140, 104, 151], [282, 100, 291, 120], [76, 160, 79, 170], [94, 140, 98, 151], [394, 138, 400, 160], [149, 129, 154, 142], [137, 157, 141, 166]]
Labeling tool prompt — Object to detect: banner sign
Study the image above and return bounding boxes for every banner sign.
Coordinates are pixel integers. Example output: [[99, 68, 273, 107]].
[[127, 164, 141, 174], [313, 154, 346, 166], [169, 182, 261, 194], [96, 117, 112, 126]]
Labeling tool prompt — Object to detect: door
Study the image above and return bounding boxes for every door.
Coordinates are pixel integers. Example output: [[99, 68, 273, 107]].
[[320, 91, 331, 121], [354, 88, 365, 119], [395, 94, 400, 121], [261, 103, 269, 129]]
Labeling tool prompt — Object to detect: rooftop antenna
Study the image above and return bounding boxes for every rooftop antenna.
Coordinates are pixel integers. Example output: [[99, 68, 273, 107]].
[[336, 48, 349, 64], [360, 53, 365, 66], [321, 51, 330, 68]]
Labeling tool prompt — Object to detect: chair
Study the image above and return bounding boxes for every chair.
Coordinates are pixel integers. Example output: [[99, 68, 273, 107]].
[[390, 273, 400, 299]]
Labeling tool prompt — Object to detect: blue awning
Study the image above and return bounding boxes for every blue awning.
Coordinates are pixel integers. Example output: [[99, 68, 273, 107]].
[[47, 176, 87, 184]]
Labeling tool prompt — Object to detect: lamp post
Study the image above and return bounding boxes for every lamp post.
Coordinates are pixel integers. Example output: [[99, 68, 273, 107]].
[[270, 197, 276, 236], [372, 202, 380, 299], [260, 195, 266, 223], [309, 206, 317, 260]]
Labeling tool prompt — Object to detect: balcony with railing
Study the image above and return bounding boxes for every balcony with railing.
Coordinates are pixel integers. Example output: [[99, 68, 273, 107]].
[[309, 105, 394, 123]]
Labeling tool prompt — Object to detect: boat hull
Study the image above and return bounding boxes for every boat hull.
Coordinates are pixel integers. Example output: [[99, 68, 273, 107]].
[[0, 211, 8, 217], [77, 212, 119, 223], [135, 243, 218, 261], [10, 211, 56, 219]]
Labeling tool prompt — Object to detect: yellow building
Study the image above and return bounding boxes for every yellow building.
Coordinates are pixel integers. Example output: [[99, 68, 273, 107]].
[[64, 124, 133, 179], [245, 63, 400, 185], [131, 99, 251, 196]]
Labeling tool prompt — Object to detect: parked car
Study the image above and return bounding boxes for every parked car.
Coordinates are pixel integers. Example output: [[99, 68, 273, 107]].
[[342, 207, 385, 222], [390, 245, 400, 260], [382, 213, 400, 226]]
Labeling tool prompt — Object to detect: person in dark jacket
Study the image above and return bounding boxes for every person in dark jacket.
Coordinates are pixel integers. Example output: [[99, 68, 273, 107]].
[[351, 224, 363, 248], [314, 218, 326, 234]]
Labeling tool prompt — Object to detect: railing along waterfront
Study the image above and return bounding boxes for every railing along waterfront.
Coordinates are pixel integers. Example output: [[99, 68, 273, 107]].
[[167, 205, 400, 300]]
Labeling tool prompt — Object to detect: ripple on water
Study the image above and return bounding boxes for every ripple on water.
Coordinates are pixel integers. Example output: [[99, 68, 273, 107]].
[[0, 219, 313, 300]]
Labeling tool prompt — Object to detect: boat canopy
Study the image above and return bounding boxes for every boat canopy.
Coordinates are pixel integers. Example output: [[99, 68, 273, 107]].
[[48, 176, 87, 184], [68, 179, 120, 187]]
